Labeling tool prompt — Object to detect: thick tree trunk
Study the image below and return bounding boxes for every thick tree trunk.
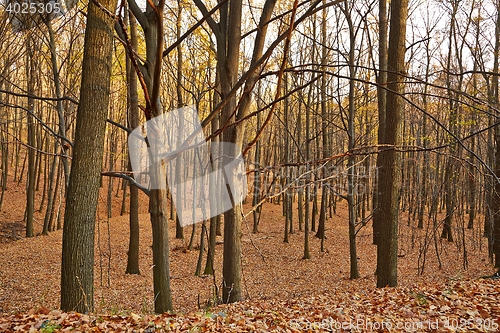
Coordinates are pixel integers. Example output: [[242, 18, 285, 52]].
[[60, 0, 117, 312], [220, 0, 243, 301]]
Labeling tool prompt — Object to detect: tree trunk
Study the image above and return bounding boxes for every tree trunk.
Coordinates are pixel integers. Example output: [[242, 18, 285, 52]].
[[342, 0, 359, 279], [220, 0, 243, 303], [125, 10, 140, 275], [46, 18, 70, 191], [252, 110, 261, 234], [204, 64, 220, 276], [149, 186, 173, 312], [128, 0, 172, 311], [25, 35, 35, 238], [60, 0, 117, 312], [175, 0, 185, 240], [373, 0, 388, 246], [492, 3, 500, 271], [315, 1, 328, 242], [376, 0, 408, 288]]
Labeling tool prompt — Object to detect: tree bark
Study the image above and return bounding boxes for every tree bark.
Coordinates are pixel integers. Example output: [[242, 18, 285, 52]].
[[373, 0, 388, 246], [128, 0, 172, 312], [376, 0, 408, 288], [60, 0, 117, 312], [125, 10, 141, 275], [220, 0, 243, 303]]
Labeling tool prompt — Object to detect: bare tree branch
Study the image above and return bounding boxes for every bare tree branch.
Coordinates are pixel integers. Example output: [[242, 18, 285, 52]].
[[101, 171, 150, 196]]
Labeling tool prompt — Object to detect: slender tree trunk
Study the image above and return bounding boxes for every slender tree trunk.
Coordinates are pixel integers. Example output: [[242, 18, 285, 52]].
[[125, 10, 140, 275], [373, 0, 388, 246], [43, 144, 58, 235], [0, 66, 9, 211], [252, 110, 261, 234], [417, 40, 431, 229], [195, 221, 206, 276], [342, 1, 359, 279], [46, 18, 70, 191], [442, 2, 459, 242], [25, 35, 36, 238], [204, 62, 220, 276], [106, 130, 115, 218], [492, 2, 500, 271], [175, 0, 184, 240], [283, 74, 290, 244], [303, 15, 316, 260], [376, 0, 408, 288], [315, 0, 328, 242]]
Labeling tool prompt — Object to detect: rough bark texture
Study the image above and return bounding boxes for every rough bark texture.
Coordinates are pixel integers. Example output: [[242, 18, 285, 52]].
[[376, 0, 408, 288], [220, 0, 243, 303], [60, 0, 117, 313], [149, 186, 173, 312]]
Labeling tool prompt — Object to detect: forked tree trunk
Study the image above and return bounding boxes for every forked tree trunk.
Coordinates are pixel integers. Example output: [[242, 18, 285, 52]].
[[128, 0, 172, 312], [192, 0, 277, 303]]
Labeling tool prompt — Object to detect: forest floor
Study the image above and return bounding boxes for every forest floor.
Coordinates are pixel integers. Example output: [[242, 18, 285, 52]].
[[0, 177, 499, 332]]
